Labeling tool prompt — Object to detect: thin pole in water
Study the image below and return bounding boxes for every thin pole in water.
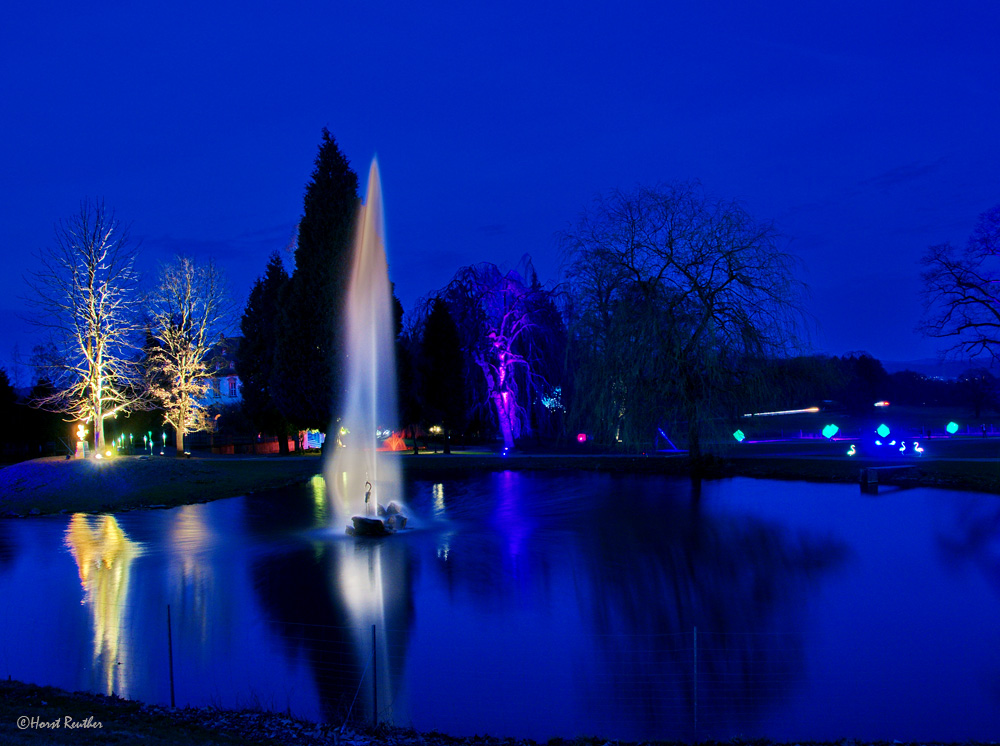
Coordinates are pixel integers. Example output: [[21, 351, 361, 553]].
[[167, 604, 176, 708], [693, 625, 698, 737], [372, 624, 378, 728]]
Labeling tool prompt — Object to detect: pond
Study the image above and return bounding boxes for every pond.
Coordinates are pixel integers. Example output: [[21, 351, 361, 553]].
[[0, 471, 998, 742]]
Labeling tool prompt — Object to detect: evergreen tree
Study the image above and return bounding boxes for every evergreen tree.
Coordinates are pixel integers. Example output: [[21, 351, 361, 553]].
[[272, 129, 359, 432], [237, 251, 292, 452], [420, 298, 467, 452]]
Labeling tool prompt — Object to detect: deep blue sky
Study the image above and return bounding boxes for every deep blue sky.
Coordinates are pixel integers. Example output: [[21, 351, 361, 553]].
[[3, 1, 999, 384]]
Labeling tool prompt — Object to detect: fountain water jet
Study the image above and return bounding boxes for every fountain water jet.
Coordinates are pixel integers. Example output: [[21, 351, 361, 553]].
[[324, 159, 403, 533]]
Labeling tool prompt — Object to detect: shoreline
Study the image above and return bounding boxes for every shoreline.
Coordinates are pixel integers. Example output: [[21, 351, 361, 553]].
[[0, 679, 990, 746], [2, 448, 999, 519]]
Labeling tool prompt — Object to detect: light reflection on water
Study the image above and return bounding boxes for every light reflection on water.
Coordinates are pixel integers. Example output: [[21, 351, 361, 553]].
[[0, 474, 999, 741], [64, 514, 143, 698]]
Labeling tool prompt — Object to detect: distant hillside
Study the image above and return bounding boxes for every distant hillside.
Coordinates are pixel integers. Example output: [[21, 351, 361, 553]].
[[881, 358, 998, 379]]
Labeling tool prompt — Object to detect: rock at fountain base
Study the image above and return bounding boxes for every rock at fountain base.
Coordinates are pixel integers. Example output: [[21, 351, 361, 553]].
[[348, 516, 393, 537]]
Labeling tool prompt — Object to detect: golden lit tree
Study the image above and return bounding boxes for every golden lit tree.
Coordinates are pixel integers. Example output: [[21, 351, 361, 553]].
[[147, 256, 230, 454], [26, 200, 145, 453]]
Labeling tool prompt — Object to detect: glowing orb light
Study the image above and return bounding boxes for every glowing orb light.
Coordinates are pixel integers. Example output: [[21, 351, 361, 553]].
[[876, 424, 891, 438], [733, 430, 746, 442], [946, 421, 959, 435], [576, 433, 587, 443], [822, 424, 839, 439]]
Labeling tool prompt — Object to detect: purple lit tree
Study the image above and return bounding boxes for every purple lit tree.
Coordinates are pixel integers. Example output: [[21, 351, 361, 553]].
[[438, 258, 563, 452]]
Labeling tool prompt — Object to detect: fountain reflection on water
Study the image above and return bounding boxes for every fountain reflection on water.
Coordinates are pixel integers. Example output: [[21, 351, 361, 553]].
[[325, 158, 402, 531]]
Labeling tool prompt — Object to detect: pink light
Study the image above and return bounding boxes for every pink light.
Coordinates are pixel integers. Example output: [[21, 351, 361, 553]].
[[576, 433, 587, 443]]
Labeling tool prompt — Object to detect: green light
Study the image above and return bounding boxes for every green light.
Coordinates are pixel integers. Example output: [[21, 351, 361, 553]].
[[946, 421, 959, 435], [876, 424, 890, 438], [733, 429, 746, 442], [822, 424, 839, 439]]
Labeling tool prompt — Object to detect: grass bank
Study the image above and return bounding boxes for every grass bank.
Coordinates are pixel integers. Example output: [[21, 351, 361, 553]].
[[0, 679, 987, 746], [4, 444, 1000, 520], [0, 455, 321, 517]]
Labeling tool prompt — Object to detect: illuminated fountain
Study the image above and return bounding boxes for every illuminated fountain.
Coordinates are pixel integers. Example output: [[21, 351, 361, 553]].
[[325, 159, 405, 535]]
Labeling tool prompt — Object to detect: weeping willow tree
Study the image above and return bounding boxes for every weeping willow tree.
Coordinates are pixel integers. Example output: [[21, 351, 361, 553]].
[[436, 258, 564, 451], [562, 182, 804, 460]]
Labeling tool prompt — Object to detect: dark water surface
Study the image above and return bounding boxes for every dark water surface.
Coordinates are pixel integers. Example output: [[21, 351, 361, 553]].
[[1, 472, 998, 741]]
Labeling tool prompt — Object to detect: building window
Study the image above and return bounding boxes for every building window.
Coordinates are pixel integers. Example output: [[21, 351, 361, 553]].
[[213, 379, 221, 397], [228, 378, 237, 398]]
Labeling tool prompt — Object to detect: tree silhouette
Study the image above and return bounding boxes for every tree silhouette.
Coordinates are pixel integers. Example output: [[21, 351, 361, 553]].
[[237, 251, 292, 451], [272, 129, 359, 432], [922, 204, 1000, 361], [563, 182, 803, 459]]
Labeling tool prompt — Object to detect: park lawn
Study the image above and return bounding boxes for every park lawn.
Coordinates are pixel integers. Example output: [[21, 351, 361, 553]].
[[0, 455, 321, 517]]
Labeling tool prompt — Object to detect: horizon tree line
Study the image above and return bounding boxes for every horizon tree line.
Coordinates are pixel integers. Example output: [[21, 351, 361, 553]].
[[12, 127, 1000, 460]]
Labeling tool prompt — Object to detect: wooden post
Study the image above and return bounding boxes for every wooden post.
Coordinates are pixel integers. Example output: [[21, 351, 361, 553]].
[[372, 624, 378, 727], [167, 605, 176, 708]]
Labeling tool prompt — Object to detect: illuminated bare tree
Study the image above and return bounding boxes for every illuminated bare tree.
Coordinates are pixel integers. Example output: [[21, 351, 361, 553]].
[[563, 182, 804, 459], [920, 204, 1000, 360], [147, 256, 230, 454], [25, 200, 145, 453], [440, 259, 563, 451]]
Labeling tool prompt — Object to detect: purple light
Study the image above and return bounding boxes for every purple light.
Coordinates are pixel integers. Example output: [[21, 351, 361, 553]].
[[576, 433, 587, 443]]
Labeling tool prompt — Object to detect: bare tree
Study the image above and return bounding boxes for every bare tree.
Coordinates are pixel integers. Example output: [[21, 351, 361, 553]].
[[25, 200, 145, 453], [563, 182, 804, 459], [438, 258, 564, 451], [147, 256, 230, 454], [920, 204, 1000, 360]]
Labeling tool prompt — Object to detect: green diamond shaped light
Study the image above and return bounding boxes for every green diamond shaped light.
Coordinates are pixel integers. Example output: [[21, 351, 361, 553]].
[[733, 429, 746, 442], [876, 424, 890, 438], [822, 424, 839, 439], [946, 421, 959, 435]]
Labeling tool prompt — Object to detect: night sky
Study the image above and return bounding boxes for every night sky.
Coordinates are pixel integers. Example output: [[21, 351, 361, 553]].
[[3, 1, 999, 383]]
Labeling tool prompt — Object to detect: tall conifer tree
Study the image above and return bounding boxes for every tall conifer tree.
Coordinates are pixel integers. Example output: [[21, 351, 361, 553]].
[[272, 129, 359, 431], [238, 251, 291, 451]]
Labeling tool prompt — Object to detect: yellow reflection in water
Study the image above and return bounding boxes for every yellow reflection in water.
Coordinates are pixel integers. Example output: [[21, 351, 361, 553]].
[[64, 514, 142, 698], [311, 474, 329, 523], [432, 483, 445, 518], [168, 506, 216, 645]]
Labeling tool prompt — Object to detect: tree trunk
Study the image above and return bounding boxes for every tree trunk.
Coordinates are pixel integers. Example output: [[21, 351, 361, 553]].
[[278, 426, 290, 455], [493, 392, 515, 451], [175, 428, 184, 455]]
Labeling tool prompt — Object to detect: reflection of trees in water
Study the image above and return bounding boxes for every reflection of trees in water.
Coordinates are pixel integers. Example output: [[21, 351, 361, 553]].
[[576, 480, 847, 737], [419, 474, 846, 739], [250, 539, 415, 724], [936, 498, 1000, 707], [938, 498, 1000, 598], [64, 513, 143, 698], [0, 521, 14, 566]]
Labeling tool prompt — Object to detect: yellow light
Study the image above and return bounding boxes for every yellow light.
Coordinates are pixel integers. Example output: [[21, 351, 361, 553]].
[[742, 407, 820, 418]]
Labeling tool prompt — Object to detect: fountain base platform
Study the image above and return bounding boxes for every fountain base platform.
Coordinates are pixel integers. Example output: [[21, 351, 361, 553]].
[[347, 503, 408, 537]]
